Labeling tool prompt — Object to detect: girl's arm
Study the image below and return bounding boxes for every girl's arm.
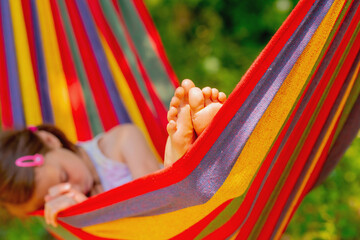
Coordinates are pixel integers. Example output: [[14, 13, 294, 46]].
[[101, 124, 161, 179]]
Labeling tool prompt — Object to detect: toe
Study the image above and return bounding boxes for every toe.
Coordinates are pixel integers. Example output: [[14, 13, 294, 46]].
[[174, 87, 185, 100], [170, 97, 180, 109], [189, 87, 205, 113], [167, 106, 178, 122], [167, 120, 177, 136], [202, 87, 212, 106], [181, 79, 195, 89], [218, 92, 226, 103], [181, 79, 195, 97], [211, 88, 219, 102]]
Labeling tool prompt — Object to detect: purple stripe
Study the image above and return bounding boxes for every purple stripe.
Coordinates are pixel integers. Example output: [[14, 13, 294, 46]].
[[30, 0, 54, 124], [60, 0, 331, 228], [0, 0, 25, 128], [74, 0, 131, 124]]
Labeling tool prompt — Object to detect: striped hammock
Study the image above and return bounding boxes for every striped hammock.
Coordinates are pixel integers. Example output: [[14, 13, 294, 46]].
[[1, 0, 360, 239]]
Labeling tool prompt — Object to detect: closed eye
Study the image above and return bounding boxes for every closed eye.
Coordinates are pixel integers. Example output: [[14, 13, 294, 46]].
[[60, 169, 69, 183]]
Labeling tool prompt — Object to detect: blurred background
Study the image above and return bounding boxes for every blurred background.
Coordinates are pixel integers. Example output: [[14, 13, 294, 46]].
[[1, 0, 360, 239]]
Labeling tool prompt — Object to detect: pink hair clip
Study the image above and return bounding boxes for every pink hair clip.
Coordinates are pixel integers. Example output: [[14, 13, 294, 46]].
[[15, 154, 44, 167], [28, 126, 38, 133]]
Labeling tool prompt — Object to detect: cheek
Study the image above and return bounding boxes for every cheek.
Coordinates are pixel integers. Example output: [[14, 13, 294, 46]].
[[35, 167, 61, 197], [66, 155, 92, 182], [67, 161, 93, 194], [71, 163, 89, 180], [32, 168, 60, 212]]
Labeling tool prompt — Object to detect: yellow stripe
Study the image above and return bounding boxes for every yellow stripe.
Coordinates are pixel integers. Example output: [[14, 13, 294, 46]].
[[99, 34, 162, 162], [273, 60, 360, 240], [82, 1, 344, 239], [9, 0, 42, 125], [36, 0, 77, 142]]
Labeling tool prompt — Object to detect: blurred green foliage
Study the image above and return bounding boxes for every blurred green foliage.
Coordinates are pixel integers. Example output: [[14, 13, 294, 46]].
[[1, 0, 360, 239], [146, 0, 298, 94], [0, 211, 51, 239], [284, 138, 360, 240]]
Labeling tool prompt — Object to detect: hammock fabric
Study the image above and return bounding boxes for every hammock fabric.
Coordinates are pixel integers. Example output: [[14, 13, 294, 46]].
[[1, 0, 360, 239]]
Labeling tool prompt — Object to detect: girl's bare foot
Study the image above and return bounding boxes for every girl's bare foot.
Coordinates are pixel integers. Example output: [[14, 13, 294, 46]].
[[189, 86, 226, 136], [164, 80, 196, 166]]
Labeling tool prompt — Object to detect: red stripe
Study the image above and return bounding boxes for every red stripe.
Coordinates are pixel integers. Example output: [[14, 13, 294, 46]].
[[21, 0, 42, 111], [260, 116, 339, 239], [59, 0, 313, 217], [50, 0, 92, 141], [132, 0, 179, 88], [114, 1, 168, 129], [255, 18, 360, 239], [64, 0, 118, 131], [305, 108, 346, 192], [0, 7, 13, 129], [85, 0, 167, 157], [137, 55, 169, 128], [302, 117, 339, 206]]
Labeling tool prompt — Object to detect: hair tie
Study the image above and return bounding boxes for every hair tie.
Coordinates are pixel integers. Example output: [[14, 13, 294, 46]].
[[15, 154, 44, 167], [28, 126, 38, 133]]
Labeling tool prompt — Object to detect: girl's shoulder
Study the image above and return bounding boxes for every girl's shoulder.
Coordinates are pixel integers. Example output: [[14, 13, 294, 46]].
[[98, 124, 142, 157], [102, 124, 141, 142]]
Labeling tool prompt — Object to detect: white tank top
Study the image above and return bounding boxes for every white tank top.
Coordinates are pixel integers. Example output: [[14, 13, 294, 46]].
[[78, 134, 133, 191]]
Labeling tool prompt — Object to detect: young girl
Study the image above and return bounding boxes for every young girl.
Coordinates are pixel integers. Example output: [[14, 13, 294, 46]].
[[0, 80, 226, 227]]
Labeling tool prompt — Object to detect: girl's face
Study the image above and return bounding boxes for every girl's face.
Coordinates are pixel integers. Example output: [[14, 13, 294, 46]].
[[5, 131, 94, 217]]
